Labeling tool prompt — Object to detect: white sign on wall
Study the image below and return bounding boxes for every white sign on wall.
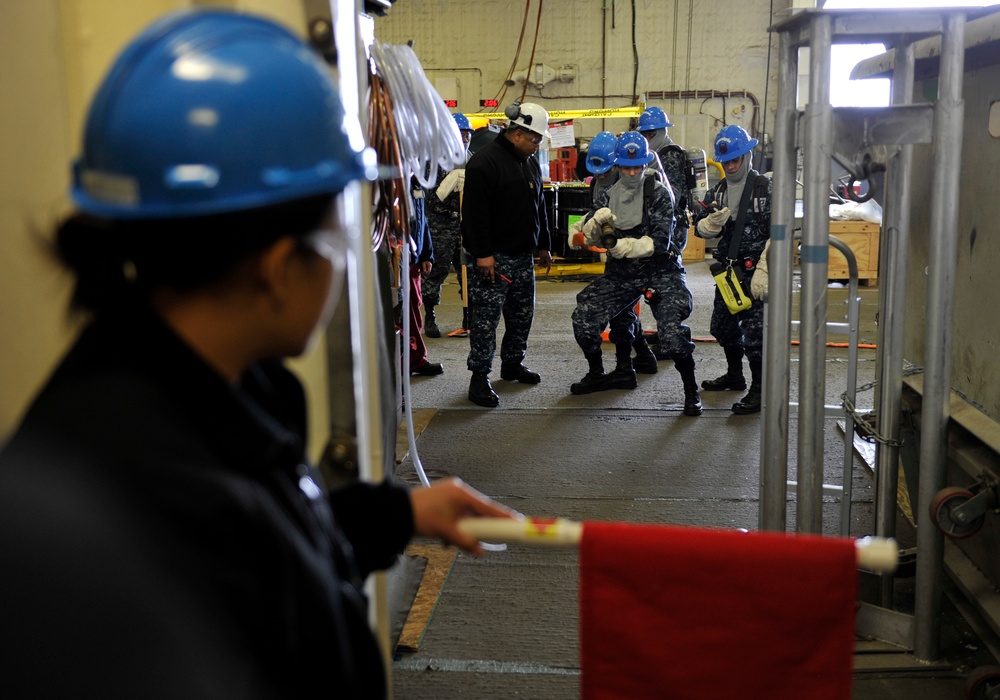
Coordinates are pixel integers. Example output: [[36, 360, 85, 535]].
[[548, 120, 576, 149]]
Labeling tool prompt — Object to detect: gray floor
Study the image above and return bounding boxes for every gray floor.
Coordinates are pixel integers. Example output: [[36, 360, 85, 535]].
[[391, 260, 996, 699]]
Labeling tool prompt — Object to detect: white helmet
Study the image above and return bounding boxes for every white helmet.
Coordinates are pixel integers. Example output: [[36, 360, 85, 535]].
[[504, 101, 550, 138]]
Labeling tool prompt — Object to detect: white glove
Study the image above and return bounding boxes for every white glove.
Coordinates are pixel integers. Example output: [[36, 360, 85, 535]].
[[609, 236, 655, 259], [436, 169, 465, 200], [750, 238, 772, 301], [695, 206, 731, 239], [593, 207, 616, 226], [568, 218, 585, 249], [581, 216, 604, 246]]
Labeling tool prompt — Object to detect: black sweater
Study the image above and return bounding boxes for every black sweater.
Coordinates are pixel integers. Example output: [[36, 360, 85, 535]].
[[461, 129, 552, 258], [0, 306, 413, 698]]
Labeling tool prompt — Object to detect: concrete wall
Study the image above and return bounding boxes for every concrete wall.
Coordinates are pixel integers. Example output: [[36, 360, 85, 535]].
[[372, 0, 790, 155], [0, 0, 332, 461], [906, 59, 1000, 420]]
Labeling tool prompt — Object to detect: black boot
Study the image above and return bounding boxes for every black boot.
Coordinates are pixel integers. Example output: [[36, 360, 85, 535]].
[[500, 363, 541, 384], [468, 371, 499, 407], [675, 354, 702, 416], [424, 306, 441, 338], [631, 335, 658, 375], [571, 352, 609, 395], [606, 344, 638, 389], [732, 359, 762, 415], [701, 346, 747, 391]]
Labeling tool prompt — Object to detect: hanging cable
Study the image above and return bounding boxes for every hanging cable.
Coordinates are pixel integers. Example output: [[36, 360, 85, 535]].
[[369, 38, 510, 550], [488, 0, 532, 108], [761, 0, 775, 156], [370, 40, 465, 188], [519, 0, 545, 102], [368, 62, 408, 251], [630, 0, 639, 106], [398, 247, 431, 488]]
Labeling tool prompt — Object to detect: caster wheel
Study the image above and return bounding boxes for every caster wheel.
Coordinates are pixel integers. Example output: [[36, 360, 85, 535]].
[[930, 486, 984, 539], [966, 665, 1000, 700]]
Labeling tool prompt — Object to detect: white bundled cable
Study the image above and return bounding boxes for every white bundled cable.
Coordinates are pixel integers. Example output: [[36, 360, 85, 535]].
[[370, 40, 466, 188]]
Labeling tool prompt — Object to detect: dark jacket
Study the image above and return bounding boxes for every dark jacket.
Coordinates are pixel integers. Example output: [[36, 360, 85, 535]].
[[411, 179, 434, 265], [0, 306, 413, 699], [461, 129, 552, 258]]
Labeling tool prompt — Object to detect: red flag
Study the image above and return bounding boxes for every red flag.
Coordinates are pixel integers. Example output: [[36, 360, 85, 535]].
[[580, 522, 857, 700]]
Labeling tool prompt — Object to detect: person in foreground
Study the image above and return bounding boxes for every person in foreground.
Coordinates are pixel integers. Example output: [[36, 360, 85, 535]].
[[0, 10, 515, 699]]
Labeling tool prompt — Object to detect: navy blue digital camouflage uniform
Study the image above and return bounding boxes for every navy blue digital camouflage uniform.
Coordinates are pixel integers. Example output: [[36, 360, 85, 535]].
[[657, 144, 694, 252], [698, 170, 772, 362], [572, 179, 695, 361], [422, 167, 463, 310], [461, 130, 551, 374]]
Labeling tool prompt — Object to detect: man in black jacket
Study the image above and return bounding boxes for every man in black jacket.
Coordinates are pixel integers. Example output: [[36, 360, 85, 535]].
[[461, 101, 553, 407]]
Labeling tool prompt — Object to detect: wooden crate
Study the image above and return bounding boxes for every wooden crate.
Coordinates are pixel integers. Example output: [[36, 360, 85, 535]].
[[828, 220, 879, 285], [682, 225, 705, 263]]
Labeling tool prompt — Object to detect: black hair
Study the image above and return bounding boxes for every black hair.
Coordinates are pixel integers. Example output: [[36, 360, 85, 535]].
[[56, 194, 334, 315]]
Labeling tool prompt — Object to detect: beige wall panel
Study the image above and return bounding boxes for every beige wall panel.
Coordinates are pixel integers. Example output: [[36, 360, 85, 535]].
[[906, 61, 1000, 421], [373, 0, 784, 148], [1, 0, 78, 439], [1, 0, 332, 458]]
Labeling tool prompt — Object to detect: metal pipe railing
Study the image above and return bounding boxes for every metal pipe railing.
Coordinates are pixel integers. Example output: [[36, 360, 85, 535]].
[[914, 10, 966, 663], [797, 12, 834, 535], [826, 237, 861, 537], [759, 30, 799, 533], [874, 38, 916, 608]]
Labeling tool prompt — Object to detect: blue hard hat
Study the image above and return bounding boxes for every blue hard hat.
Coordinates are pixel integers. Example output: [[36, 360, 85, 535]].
[[713, 124, 758, 163], [585, 131, 618, 175], [453, 113, 472, 132], [72, 10, 371, 219], [638, 106, 673, 132], [614, 131, 654, 167]]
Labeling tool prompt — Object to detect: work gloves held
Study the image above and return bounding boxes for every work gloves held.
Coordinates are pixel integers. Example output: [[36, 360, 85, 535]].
[[436, 169, 465, 200], [750, 238, 772, 301], [609, 236, 654, 259], [695, 206, 731, 239]]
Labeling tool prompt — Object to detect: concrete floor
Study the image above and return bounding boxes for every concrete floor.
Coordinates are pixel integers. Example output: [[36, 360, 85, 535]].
[[390, 260, 997, 699]]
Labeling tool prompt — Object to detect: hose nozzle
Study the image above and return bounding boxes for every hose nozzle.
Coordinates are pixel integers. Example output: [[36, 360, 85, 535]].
[[599, 223, 617, 249]]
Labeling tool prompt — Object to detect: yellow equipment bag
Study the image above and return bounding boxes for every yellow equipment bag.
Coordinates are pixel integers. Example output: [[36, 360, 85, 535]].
[[711, 262, 753, 315]]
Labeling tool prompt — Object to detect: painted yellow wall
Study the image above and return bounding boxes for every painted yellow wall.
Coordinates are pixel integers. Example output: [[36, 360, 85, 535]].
[[0, 0, 331, 461]]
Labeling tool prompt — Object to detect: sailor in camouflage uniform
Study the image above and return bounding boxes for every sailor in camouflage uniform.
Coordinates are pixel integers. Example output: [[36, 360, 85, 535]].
[[570, 132, 702, 416], [694, 125, 772, 414], [461, 102, 553, 408], [640, 106, 690, 228], [569, 131, 659, 376], [422, 114, 474, 337]]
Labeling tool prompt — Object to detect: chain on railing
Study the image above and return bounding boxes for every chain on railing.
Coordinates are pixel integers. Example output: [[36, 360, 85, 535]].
[[841, 365, 924, 448]]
